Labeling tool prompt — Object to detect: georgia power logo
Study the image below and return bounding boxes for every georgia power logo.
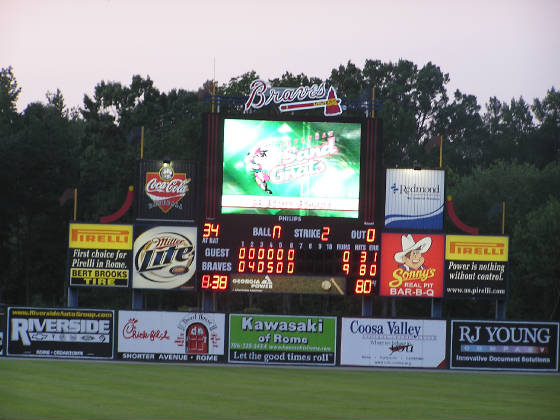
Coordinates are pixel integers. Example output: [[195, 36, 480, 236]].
[[145, 163, 191, 213], [134, 227, 196, 289]]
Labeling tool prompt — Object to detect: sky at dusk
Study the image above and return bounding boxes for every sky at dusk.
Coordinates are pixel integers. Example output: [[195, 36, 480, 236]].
[[2, 0, 559, 112]]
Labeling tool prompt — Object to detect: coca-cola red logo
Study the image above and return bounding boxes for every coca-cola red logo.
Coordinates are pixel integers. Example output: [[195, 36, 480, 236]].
[[122, 317, 170, 341], [145, 172, 191, 213]]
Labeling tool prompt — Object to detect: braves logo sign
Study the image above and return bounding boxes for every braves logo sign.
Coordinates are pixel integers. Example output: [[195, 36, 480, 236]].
[[144, 165, 191, 213], [244, 79, 343, 116]]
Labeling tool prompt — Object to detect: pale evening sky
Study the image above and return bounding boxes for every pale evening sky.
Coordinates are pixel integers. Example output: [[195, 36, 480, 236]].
[[2, 0, 559, 112]]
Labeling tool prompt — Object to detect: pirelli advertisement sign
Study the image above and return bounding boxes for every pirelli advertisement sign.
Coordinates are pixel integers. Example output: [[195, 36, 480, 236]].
[[67, 223, 133, 287], [7, 307, 115, 359], [445, 235, 509, 299]]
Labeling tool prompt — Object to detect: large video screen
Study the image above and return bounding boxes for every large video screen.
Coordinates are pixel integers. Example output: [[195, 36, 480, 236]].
[[221, 118, 362, 218]]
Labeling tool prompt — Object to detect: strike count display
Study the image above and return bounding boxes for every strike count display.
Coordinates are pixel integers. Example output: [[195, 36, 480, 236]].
[[199, 216, 379, 295]]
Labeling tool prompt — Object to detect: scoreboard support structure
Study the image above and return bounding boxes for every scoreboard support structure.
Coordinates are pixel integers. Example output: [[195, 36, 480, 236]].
[[361, 295, 373, 317], [431, 299, 442, 318]]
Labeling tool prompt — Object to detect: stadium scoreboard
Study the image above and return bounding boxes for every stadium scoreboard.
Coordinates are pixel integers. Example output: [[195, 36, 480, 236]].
[[199, 115, 382, 296]]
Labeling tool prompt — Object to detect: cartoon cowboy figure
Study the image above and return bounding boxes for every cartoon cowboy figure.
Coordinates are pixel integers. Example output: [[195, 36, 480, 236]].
[[394, 234, 432, 271]]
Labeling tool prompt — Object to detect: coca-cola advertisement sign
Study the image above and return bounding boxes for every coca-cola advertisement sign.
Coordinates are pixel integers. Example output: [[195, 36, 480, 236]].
[[136, 160, 198, 221]]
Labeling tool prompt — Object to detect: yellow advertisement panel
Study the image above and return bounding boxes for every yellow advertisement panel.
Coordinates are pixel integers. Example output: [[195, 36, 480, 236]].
[[445, 235, 508, 262], [69, 224, 133, 250]]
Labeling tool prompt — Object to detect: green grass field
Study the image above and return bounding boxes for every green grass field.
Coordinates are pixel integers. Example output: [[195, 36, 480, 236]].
[[0, 358, 558, 420]]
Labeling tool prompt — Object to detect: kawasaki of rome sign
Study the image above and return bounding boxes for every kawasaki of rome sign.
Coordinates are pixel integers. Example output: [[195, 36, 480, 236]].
[[244, 79, 343, 116]]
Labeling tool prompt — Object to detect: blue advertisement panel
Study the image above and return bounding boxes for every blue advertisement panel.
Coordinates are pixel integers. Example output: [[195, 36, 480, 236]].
[[450, 320, 559, 371]]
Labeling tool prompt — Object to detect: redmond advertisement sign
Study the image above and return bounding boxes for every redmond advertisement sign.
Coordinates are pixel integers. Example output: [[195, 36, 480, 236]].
[[340, 318, 447, 368], [445, 235, 509, 299], [7, 307, 114, 359], [450, 320, 559, 371], [117, 311, 225, 363], [67, 223, 133, 287], [384, 169, 445, 230], [228, 314, 336, 365]]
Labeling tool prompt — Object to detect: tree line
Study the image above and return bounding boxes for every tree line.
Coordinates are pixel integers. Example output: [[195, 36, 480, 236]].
[[0, 60, 558, 320]]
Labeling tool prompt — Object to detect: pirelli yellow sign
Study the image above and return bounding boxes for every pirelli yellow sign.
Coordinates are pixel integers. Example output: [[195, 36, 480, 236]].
[[69, 224, 133, 250], [445, 235, 508, 262]]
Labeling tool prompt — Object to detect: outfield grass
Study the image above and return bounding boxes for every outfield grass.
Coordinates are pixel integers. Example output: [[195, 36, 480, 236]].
[[0, 358, 558, 420]]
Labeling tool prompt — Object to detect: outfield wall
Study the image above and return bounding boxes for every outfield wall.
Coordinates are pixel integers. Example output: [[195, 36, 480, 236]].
[[3, 307, 558, 372]]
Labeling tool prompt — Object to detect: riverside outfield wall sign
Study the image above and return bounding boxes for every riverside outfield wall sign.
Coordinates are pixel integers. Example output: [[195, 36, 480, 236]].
[[7, 307, 114, 359]]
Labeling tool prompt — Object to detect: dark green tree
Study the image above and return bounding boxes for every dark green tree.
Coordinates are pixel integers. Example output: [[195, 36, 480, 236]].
[[0, 92, 81, 306], [531, 87, 560, 167], [511, 197, 560, 320]]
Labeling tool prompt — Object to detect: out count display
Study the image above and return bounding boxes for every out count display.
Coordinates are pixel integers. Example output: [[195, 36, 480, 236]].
[[198, 216, 379, 295]]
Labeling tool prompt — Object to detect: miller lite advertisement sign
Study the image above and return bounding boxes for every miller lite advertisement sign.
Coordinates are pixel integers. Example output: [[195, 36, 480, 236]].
[[117, 311, 226, 363], [445, 235, 509, 299], [450, 320, 559, 371], [132, 225, 197, 290], [67, 223, 133, 288], [136, 160, 198, 221]]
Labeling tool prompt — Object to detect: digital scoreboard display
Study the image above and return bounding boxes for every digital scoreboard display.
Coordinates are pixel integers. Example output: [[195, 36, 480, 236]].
[[200, 217, 379, 295], [200, 115, 382, 296]]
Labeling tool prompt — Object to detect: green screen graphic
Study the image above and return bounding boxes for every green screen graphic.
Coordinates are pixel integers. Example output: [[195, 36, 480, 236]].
[[222, 119, 361, 218]]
